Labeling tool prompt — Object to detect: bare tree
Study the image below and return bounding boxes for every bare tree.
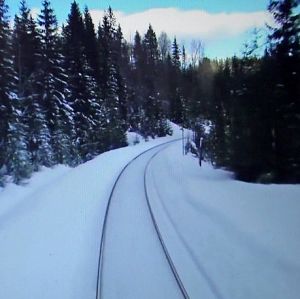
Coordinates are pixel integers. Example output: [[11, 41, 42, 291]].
[[190, 39, 204, 67], [158, 31, 171, 61]]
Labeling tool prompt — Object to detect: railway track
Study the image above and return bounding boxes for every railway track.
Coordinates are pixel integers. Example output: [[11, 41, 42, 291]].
[[95, 139, 189, 299]]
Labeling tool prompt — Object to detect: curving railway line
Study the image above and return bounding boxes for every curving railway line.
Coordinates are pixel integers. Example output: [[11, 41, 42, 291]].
[[95, 140, 189, 299]]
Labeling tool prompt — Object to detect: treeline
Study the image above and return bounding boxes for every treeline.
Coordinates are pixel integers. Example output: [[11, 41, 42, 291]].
[[0, 0, 174, 185], [208, 0, 299, 183], [0, 0, 299, 185]]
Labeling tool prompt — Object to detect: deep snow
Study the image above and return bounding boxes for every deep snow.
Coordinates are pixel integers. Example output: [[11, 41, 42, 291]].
[[0, 124, 299, 299], [101, 144, 183, 299], [0, 125, 182, 299], [147, 143, 300, 299]]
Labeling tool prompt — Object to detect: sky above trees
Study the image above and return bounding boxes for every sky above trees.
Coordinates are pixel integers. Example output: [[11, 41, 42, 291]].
[[7, 0, 273, 58]]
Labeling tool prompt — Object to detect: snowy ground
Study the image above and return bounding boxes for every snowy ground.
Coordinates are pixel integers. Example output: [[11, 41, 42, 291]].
[[0, 125, 182, 299], [147, 144, 300, 299], [0, 124, 299, 299]]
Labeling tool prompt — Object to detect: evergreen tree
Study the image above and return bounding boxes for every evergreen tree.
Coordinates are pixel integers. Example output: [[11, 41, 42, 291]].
[[267, 0, 300, 181], [0, 0, 31, 184], [63, 1, 103, 161], [98, 7, 126, 149], [28, 16, 54, 168], [38, 0, 74, 165], [171, 37, 180, 69], [114, 24, 129, 125], [141, 25, 171, 137], [210, 59, 231, 167], [181, 45, 187, 70], [127, 31, 145, 132], [12, 0, 33, 96], [83, 6, 100, 82], [169, 37, 183, 124]]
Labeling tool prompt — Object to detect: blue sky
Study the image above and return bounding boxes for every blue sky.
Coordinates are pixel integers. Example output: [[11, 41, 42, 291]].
[[7, 0, 271, 14], [6, 0, 273, 58]]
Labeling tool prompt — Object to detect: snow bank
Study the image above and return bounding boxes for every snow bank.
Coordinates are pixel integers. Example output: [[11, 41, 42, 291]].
[[4, 121, 297, 299], [0, 123, 182, 299], [147, 144, 300, 299]]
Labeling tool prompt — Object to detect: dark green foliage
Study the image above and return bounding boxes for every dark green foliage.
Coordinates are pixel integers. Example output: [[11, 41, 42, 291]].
[[0, 0, 12, 181], [62, 1, 102, 161], [0, 0, 32, 184], [38, 0, 75, 166], [266, 0, 300, 181], [139, 25, 171, 137], [83, 6, 100, 82], [97, 7, 127, 149], [1, 0, 298, 185]]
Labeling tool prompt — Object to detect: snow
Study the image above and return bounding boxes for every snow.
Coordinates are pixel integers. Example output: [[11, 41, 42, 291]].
[[1, 123, 300, 299], [126, 130, 143, 146], [101, 147, 182, 299], [146, 143, 300, 299], [0, 123, 182, 299]]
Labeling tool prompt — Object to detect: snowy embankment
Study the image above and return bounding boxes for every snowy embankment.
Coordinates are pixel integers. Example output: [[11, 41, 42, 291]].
[[0, 124, 182, 299], [0, 122, 299, 299], [147, 143, 300, 299]]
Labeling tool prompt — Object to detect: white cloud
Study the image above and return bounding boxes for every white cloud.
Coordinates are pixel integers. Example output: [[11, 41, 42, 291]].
[[90, 8, 273, 43], [30, 8, 40, 19]]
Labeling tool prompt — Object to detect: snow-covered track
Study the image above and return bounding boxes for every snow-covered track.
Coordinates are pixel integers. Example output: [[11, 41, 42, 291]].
[[95, 139, 188, 299], [144, 149, 190, 299]]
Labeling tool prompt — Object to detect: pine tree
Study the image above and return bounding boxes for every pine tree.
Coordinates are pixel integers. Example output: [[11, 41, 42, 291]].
[[12, 0, 33, 96], [63, 1, 103, 161], [171, 37, 180, 69], [38, 0, 75, 165], [0, 0, 31, 184], [210, 60, 231, 167], [181, 45, 187, 70], [126, 31, 145, 132], [98, 7, 126, 149], [13, 2, 54, 169], [141, 25, 171, 137], [114, 24, 130, 125], [169, 37, 183, 124], [267, 0, 300, 181], [83, 6, 100, 82]]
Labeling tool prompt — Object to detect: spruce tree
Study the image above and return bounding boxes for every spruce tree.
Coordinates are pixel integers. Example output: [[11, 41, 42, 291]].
[[38, 0, 75, 165], [0, 0, 31, 184], [127, 31, 145, 132], [63, 1, 103, 161], [83, 6, 100, 82], [141, 25, 171, 137], [12, 0, 33, 96], [114, 24, 129, 125], [169, 37, 183, 124], [267, 0, 300, 181], [98, 8, 126, 149]]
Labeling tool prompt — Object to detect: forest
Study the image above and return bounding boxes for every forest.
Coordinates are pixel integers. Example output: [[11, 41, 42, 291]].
[[0, 0, 299, 185]]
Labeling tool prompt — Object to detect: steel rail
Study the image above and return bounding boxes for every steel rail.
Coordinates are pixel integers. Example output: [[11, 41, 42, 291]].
[[144, 145, 190, 299], [95, 138, 185, 299]]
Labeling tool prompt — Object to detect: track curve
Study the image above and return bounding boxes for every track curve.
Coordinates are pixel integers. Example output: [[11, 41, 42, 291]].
[[95, 139, 188, 299], [144, 149, 190, 299]]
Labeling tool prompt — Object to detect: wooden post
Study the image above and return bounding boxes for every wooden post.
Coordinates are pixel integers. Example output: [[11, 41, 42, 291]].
[[181, 127, 184, 156], [199, 137, 203, 167]]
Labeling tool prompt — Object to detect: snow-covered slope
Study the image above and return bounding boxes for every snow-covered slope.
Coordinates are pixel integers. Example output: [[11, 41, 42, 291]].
[[0, 124, 182, 299], [147, 143, 300, 299], [0, 123, 299, 299]]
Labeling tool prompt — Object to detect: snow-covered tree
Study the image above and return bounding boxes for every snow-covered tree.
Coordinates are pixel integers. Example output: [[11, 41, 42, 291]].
[[0, 0, 32, 184], [38, 0, 75, 165], [63, 1, 103, 161], [98, 8, 127, 149]]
